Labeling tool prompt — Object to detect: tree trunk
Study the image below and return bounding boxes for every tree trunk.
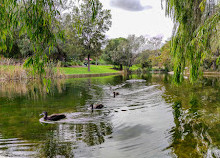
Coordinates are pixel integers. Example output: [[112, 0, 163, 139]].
[[88, 54, 90, 72], [96, 57, 98, 65], [120, 64, 123, 70], [212, 60, 216, 70]]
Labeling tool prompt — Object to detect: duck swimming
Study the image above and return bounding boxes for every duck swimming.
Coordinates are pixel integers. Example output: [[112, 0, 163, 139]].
[[40, 111, 66, 121], [113, 91, 119, 97], [90, 103, 104, 109]]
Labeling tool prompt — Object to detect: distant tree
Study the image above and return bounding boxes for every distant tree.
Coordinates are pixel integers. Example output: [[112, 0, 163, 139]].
[[126, 35, 146, 67], [60, 14, 85, 62], [202, 22, 220, 71], [71, 0, 112, 71], [145, 36, 163, 51], [158, 41, 173, 71], [138, 36, 164, 69], [103, 37, 127, 69], [103, 35, 145, 70], [134, 50, 151, 68]]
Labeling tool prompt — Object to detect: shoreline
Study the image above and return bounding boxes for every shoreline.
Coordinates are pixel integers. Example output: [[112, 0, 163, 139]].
[[168, 71, 220, 77], [1, 70, 220, 82], [64, 71, 124, 78], [0, 71, 124, 82], [0, 65, 123, 81]]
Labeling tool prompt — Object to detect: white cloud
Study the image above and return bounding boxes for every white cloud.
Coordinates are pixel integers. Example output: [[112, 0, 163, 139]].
[[100, 0, 174, 40], [110, 0, 152, 11]]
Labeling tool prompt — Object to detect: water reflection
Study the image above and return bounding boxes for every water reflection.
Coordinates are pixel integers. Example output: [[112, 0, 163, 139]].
[[37, 121, 113, 158], [0, 74, 219, 157], [160, 76, 220, 157], [167, 100, 217, 157], [0, 79, 66, 99], [113, 124, 153, 141]]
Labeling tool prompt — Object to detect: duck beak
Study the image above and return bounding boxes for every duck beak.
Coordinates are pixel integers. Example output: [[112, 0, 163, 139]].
[[40, 113, 43, 116]]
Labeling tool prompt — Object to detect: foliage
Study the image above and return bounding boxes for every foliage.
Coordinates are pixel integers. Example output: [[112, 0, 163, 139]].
[[0, 63, 63, 81], [135, 50, 152, 68], [0, 65, 26, 80], [61, 59, 83, 67], [71, 0, 112, 71], [103, 35, 145, 70], [128, 65, 140, 71], [102, 37, 126, 67], [134, 36, 169, 70], [0, 0, 103, 77], [145, 36, 163, 50], [158, 41, 173, 71], [60, 14, 85, 61], [0, 0, 64, 77], [125, 35, 146, 66], [164, 0, 220, 83]]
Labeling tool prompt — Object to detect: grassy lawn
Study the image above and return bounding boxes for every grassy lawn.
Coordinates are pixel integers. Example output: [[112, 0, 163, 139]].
[[129, 65, 140, 71], [0, 65, 119, 74], [59, 65, 120, 75]]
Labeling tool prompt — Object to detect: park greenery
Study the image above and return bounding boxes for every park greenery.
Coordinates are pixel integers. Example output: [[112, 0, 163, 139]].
[[0, 0, 219, 82], [164, 0, 220, 82]]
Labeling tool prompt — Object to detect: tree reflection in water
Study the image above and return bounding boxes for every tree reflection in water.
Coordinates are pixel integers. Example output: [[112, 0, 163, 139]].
[[37, 121, 113, 157], [161, 77, 220, 157], [0, 74, 219, 157]]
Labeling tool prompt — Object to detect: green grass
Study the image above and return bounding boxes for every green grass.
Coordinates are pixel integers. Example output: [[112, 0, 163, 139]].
[[59, 65, 120, 75], [129, 65, 140, 71], [0, 65, 120, 75]]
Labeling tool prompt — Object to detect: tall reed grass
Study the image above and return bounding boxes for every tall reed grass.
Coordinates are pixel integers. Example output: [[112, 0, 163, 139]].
[[0, 58, 65, 81], [0, 65, 27, 81], [0, 79, 66, 99]]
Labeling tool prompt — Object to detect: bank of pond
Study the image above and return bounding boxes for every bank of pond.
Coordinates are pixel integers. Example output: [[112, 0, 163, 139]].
[[0, 74, 219, 157]]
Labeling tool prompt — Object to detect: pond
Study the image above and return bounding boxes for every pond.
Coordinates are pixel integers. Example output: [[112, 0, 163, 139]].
[[0, 74, 219, 158]]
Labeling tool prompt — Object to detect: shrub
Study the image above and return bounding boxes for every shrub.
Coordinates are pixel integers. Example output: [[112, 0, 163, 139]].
[[61, 59, 83, 67]]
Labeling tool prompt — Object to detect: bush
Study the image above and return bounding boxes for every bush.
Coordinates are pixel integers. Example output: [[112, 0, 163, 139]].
[[61, 59, 83, 67], [90, 60, 98, 65], [98, 58, 109, 65]]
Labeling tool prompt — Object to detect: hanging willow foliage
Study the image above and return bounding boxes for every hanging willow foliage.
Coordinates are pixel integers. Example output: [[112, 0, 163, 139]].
[[0, 0, 63, 76], [0, 0, 97, 77], [164, 0, 220, 83]]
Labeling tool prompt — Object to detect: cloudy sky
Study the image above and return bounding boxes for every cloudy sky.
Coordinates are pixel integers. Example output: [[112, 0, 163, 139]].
[[99, 0, 174, 40]]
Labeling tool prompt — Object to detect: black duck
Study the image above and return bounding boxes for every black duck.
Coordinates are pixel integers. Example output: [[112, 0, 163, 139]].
[[90, 103, 104, 109], [40, 111, 66, 121], [113, 91, 119, 97]]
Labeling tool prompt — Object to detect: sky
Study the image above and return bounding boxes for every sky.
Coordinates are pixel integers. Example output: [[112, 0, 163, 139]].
[[99, 0, 174, 40]]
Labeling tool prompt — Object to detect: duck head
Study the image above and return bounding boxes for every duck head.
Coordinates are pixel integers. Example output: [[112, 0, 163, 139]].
[[40, 111, 48, 119], [113, 92, 118, 97], [90, 104, 94, 109]]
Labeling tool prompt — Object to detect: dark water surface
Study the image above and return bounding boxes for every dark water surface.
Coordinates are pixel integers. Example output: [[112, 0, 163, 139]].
[[0, 74, 219, 158]]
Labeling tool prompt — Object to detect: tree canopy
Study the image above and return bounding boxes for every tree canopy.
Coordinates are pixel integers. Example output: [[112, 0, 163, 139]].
[[0, 0, 64, 75], [164, 0, 220, 83], [71, 0, 112, 71], [0, 0, 100, 75], [103, 35, 145, 70], [1, 0, 219, 81]]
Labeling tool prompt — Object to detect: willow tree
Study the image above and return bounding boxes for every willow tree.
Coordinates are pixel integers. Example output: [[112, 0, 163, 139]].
[[0, 0, 64, 76], [164, 0, 220, 83], [0, 0, 98, 76]]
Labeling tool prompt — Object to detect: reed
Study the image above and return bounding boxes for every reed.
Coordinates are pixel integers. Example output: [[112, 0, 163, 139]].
[[0, 65, 27, 81], [0, 79, 66, 98], [0, 61, 65, 81], [44, 61, 65, 79]]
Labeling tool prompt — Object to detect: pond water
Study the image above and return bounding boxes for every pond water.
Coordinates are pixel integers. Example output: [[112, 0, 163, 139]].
[[0, 74, 219, 158]]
